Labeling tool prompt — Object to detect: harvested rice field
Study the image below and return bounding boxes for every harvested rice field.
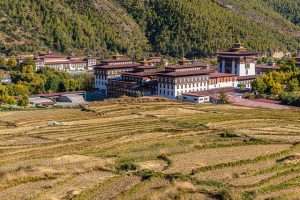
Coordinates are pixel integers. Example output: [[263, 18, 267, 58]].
[[1, 97, 300, 200]]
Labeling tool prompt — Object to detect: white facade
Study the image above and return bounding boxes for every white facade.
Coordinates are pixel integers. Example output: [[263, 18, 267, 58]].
[[157, 72, 242, 100], [35, 60, 45, 70], [157, 75, 209, 99], [208, 78, 237, 90], [87, 58, 97, 70], [238, 63, 256, 76], [219, 61, 256, 77], [34, 54, 95, 72]]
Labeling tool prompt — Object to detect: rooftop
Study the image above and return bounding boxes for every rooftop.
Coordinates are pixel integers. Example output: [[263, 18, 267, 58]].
[[165, 62, 209, 71], [45, 60, 87, 65], [237, 75, 257, 81], [256, 63, 280, 69], [94, 63, 142, 70], [122, 70, 163, 78], [209, 72, 237, 78], [157, 69, 211, 78], [217, 43, 257, 57]]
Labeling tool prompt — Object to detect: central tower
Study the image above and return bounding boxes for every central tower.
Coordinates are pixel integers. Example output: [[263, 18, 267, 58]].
[[217, 43, 257, 76]]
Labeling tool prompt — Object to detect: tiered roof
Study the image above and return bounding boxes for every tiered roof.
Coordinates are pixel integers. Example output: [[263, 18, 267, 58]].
[[217, 43, 258, 57], [94, 54, 141, 70], [157, 69, 211, 78], [157, 61, 211, 77], [35, 52, 89, 65]]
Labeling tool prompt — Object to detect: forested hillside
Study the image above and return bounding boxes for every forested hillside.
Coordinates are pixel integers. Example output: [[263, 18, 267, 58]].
[[1, 0, 300, 57]]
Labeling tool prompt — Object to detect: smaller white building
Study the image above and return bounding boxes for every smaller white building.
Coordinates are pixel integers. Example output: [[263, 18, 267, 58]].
[[34, 53, 97, 72], [182, 93, 210, 104]]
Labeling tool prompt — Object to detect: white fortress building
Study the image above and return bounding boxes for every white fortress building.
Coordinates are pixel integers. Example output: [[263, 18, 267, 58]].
[[94, 44, 261, 100]]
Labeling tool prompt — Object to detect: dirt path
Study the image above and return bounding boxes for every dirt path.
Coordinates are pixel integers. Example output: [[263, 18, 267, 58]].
[[228, 95, 290, 109]]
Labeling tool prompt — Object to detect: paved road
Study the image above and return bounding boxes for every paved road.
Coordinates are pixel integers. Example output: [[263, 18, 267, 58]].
[[228, 95, 290, 109]]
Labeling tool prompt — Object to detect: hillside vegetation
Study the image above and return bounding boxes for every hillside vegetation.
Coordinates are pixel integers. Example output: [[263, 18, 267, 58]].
[[0, 0, 300, 57]]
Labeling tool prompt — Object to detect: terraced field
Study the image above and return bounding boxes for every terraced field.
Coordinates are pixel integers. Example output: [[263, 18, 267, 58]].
[[0, 97, 300, 200]]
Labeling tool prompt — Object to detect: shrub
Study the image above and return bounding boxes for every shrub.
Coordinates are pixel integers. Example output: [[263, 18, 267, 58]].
[[136, 169, 159, 181], [242, 191, 257, 200], [157, 153, 172, 168], [17, 95, 29, 106], [212, 189, 233, 200], [220, 130, 240, 138], [280, 92, 300, 106], [116, 161, 138, 172]]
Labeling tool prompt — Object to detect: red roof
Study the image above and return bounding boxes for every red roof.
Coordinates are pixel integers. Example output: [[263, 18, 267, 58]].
[[94, 63, 142, 70], [217, 43, 257, 57], [157, 69, 211, 78], [237, 75, 257, 81], [45, 60, 87, 65], [166, 62, 209, 70], [122, 70, 162, 78], [209, 73, 237, 78]]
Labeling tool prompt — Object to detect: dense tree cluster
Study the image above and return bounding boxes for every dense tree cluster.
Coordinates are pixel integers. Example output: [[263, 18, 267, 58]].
[[118, 0, 300, 57], [252, 59, 300, 106], [0, 0, 149, 57], [0, 58, 92, 106], [0, 0, 300, 57], [264, 0, 300, 25]]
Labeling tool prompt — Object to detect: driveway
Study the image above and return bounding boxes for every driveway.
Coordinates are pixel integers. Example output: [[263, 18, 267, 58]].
[[228, 94, 290, 109]]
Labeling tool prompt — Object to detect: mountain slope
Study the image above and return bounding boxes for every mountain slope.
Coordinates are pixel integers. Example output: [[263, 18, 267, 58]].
[[118, 0, 300, 56], [0, 0, 300, 57], [0, 0, 149, 56]]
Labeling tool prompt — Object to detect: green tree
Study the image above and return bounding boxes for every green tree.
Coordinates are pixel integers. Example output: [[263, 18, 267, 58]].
[[0, 57, 6, 67], [286, 78, 299, 92], [12, 84, 29, 96], [271, 82, 284, 96], [252, 77, 267, 94], [6, 57, 17, 69], [219, 92, 229, 104], [17, 95, 29, 106]]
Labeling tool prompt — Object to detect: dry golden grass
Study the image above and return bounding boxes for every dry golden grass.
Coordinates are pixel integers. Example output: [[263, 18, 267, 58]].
[[0, 97, 300, 199]]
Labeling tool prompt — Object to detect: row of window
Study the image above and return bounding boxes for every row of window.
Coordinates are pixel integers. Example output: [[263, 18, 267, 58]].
[[158, 90, 174, 97], [159, 76, 208, 83], [159, 82, 207, 89], [95, 80, 107, 86], [159, 87, 209, 97]]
